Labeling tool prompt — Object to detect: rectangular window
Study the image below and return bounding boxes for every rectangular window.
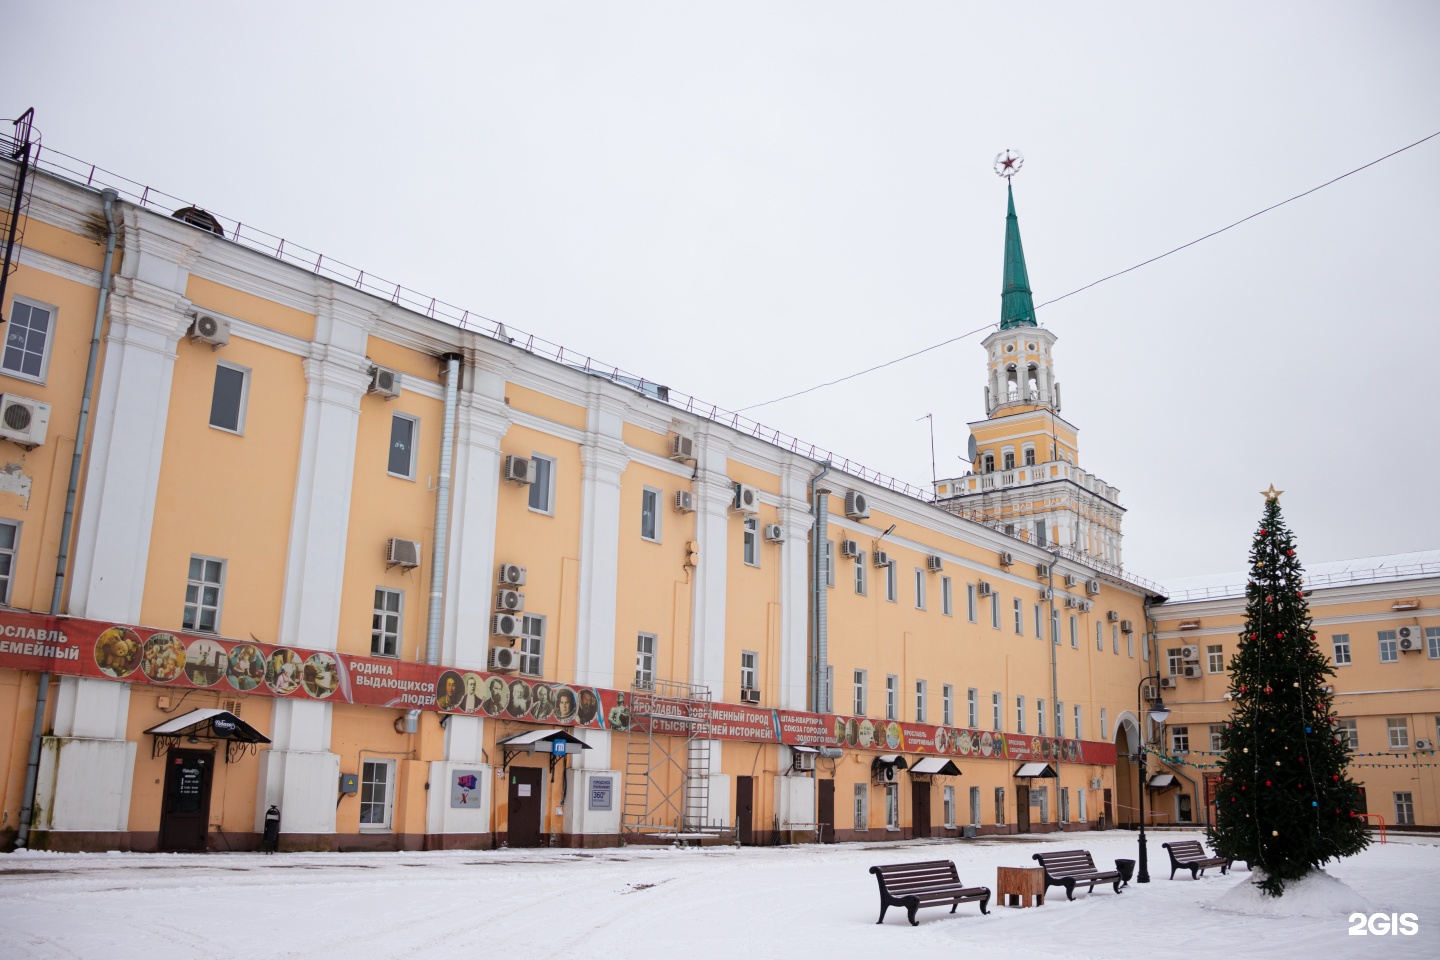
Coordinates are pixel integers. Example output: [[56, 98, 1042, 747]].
[[942, 576, 952, 615], [942, 684, 954, 726], [1013, 597, 1023, 634], [1034, 604, 1042, 639], [1100, 708, 1108, 740], [1034, 785, 1048, 824], [967, 688, 978, 727], [969, 786, 981, 825], [854, 553, 867, 595], [1097, 622, 1104, 652], [824, 664, 833, 713], [1051, 609, 1059, 644], [743, 517, 759, 566], [966, 584, 977, 622], [1078, 786, 1087, 823], [636, 633, 655, 688], [182, 556, 225, 633], [1332, 634, 1351, 666], [1060, 787, 1070, 823], [992, 692, 1002, 731], [1427, 626, 1440, 659], [991, 593, 1001, 630], [2, 298, 55, 382], [915, 680, 927, 723], [1126, 631, 1134, 658], [915, 569, 926, 609], [1210, 724, 1227, 753], [854, 783, 868, 830], [1171, 726, 1190, 753], [943, 785, 956, 827], [640, 487, 661, 542], [1056, 701, 1063, 737], [1113, 625, 1120, 655], [1207, 644, 1224, 673], [885, 675, 898, 720], [359, 759, 395, 829], [0, 519, 17, 605], [528, 454, 555, 513], [1395, 792, 1415, 826], [1037, 698, 1046, 735], [1167, 647, 1183, 676], [371, 587, 403, 657], [1336, 718, 1358, 751], [825, 540, 835, 587], [886, 562, 897, 603], [209, 362, 250, 434], [1069, 616, 1077, 648], [885, 784, 900, 830], [741, 650, 758, 691], [853, 670, 867, 715], [1387, 717, 1409, 749], [1015, 695, 1026, 733], [1378, 631, 1398, 663], [519, 614, 545, 676], [1073, 704, 1082, 740], [994, 787, 1006, 825]]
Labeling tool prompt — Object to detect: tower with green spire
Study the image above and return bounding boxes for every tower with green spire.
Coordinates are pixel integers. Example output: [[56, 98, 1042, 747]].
[[1000, 183, 1037, 329]]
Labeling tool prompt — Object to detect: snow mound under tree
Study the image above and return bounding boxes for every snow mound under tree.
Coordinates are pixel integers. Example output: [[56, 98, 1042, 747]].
[[1209, 868, 1375, 918]]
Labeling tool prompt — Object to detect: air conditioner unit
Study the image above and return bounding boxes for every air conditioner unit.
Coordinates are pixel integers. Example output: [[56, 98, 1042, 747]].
[[1064, 596, 1078, 608], [999, 551, 1015, 567], [669, 434, 695, 462], [1064, 574, 1079, 588], [488, 646, 519, 672], [674, 490, 695, 513], [492, 613, 522, 638], [1397, 626, 1423, 651], [1086, 578, 1102, 595], [0, 395, 50, 448], [873, 550, 891, 568], [733, 483, 760, 514], [976, 581, 993, 597], [1038, 587, 1053, 601], [495, 589, 525, 612], [740, 687, 760, 704], [1079, 600, 1092, 613], [1107, 610, 1119, 623], [386, 537, 422, 568], [875, 765, 898, 785], [1120, 619, 1134, 633], [1182, 663, 1202, 679], [1036, 563, 1051, 579], [840, 539, 860, 558], [504, 455, 535, 484], [927, 555, 944, 573], [1159, 676, 1177, 689], [792, 751, 817, 772], [368, 364, 402, 399], [498, 563, 527, 586], [190, 313, 230, 347], [1090, 777, 1103, 790], [844, 491, 870, 520], [764, 523, 785, 543], [1142, 684, 1159, 701], [1416, 739, 1434, 751], [1181, 644, 1201, 662]]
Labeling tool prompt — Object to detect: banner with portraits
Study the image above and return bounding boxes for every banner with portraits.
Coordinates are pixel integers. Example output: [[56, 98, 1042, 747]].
[[0, 609, 1115, 765]]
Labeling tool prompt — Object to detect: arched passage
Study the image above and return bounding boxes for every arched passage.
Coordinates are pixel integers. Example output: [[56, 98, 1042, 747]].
[[1114, 712, 1141, 829]]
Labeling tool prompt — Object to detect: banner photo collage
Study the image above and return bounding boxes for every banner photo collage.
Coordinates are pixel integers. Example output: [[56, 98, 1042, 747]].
[[0, 610, 1115, 765]]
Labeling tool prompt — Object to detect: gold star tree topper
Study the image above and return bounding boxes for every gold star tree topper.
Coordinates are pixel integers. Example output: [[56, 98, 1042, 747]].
[[1261, 484, 1284, 502]]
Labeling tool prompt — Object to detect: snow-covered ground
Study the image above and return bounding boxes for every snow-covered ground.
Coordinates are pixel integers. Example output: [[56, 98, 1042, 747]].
[[1, 831, 1436, 959]]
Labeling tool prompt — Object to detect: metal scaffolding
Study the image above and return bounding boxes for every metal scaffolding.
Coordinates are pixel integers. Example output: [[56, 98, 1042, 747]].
[[621, 678, 733, 842]]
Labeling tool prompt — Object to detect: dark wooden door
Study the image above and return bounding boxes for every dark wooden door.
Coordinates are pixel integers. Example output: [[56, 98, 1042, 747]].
[[736, 775, 754, 845], [507, 767, 543, 847], [1103, 788, 1114, 828], [911, 780, 931, 838], [159, 749, 214, 851], [817, 778, 835, 843], [1015, 784, 1031, 832]]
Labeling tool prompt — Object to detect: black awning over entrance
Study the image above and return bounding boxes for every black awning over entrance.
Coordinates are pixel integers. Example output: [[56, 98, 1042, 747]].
[[144, 708, 270, 763]]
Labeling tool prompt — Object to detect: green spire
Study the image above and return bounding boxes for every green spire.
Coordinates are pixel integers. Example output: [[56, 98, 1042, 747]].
[[1000, 182, 1037, 329]]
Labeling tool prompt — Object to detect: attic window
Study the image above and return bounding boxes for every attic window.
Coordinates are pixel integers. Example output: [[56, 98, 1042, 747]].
[[171, 206, 226, 237]]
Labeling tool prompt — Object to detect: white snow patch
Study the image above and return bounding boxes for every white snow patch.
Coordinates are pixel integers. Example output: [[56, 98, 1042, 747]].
[[1209, 868, 1376, 918]]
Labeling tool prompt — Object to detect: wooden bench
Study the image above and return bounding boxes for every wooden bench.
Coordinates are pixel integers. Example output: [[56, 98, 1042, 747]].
[[1031, 849, 1123, 900], [1162, 840, 1232, 880], [869, 860, 991, 925]]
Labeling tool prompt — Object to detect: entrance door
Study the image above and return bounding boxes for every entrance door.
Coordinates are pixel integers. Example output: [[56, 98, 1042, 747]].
[[159, 749, 214, 852], [817, 778, 835, 844], [911, 780, 931, 838], [736, 775, 754, 845], [507, 767, 543, 847], [1015, 784, 1031, 833]]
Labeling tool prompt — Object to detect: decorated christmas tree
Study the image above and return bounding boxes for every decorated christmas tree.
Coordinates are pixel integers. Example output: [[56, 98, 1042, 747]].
[[1210, 486, 1369, 895]]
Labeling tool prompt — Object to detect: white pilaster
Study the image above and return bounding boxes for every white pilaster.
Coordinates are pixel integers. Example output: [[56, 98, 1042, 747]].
[[426, 715, 493, 840], [572, 391, 628, 689], [777, 465, 812, 711], [688, 431, 731, 694]]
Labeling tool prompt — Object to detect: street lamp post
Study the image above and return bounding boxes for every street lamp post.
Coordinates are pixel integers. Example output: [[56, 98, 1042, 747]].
[[1135, 674, 1170, 884]]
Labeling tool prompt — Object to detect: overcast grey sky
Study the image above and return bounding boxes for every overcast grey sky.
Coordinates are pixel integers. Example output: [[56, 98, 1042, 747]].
[[5, 2, 1438, 582]]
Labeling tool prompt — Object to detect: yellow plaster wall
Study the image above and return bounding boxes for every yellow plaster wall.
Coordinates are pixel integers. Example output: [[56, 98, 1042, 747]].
[[186, 275, 316, 342]]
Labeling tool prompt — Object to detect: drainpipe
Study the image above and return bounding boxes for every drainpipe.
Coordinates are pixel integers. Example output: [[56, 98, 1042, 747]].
[[1047, 547, 1060, 738], [404, 352, 461, 734], [808, 462, 831, 714], [15, 188, 119, 848]]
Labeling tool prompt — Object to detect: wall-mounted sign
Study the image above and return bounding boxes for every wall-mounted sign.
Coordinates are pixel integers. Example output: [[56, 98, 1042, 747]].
[[589, 775, 614, 811], [451, 770, 482, 808]]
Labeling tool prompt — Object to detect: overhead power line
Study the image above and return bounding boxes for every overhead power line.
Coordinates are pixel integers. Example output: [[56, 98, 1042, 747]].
[[739, 129, 1440, 413]]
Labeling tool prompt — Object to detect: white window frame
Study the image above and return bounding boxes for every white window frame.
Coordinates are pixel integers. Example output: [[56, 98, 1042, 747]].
[[1036, 698, 1046, 735], [885, 674, 898, 720], [1013, 597, 1023, 634], [967, 688, 979, 727], [1207, 644, 1224, 673], [943, 784, 956, 828], [1336, 718, 1358, 751], [1378, 631, 1398, 664], [1171, 726, 1189, 753], [1426, 627, 1440, 659], [915, 679, 927, 723], [1096, 622, 1104, 651], [854, 783, 868, 830], [209, 360, 252, 436], [1387, 717, 1408, 749], [0, 518, 19, 605], [1060, 786, 1070, 823], [1395, 791, 1415, 826], [1051, 609, 1059, 644], [854, 553, 867, 595], [1100, 708, 1108, 740], [1167, 647, 1183, 676], [941, 576, 952, 616], [1034, 604, 1042, 639], [942, 684, 954, 727], [885, 783, 900, 830], [1113, 625, 1120, 655], [1332, 634, 1351, 666], [1078, 786, 1087, 823], [1, 296, 57, 384], [743, 517, 759, 567], [640, 487, 662, 543], [1069, 615, 1077, 648], [886, 561, 897, 603], [1126, 631, 1134, 658], [853, 669, 867, 715], [1015, 695, 1026, 733], [914, 569, 926, 610], [966, 584, 977, 622], [371, 587, 403, 657], [183, 555, 226, 634], [969, 786, 981, 826], [991, 691, 1002, 731], [1210, 724, 1227, 753], [740, 650, 758, 691], [991, 592, 1001, 630], [359, 758, 396, 831], [1073, 704, 1082, 740], [636, 632, 656, 688], [519, 614, 545, 676], [528, 453, 556, 515]]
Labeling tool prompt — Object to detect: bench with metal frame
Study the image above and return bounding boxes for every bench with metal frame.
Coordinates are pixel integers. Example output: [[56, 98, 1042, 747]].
[[1032, 849, 1123, 900], [868, 859, 990, 926], [1161, 840, 1232, 880]]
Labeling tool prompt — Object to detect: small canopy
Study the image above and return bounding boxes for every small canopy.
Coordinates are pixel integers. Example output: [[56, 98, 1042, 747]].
[[144, 708, 269, 743], [873, 754, 909, 770], [1148, 773, 1178, 789], [496, 728, 592, 750], [1015, 762, 1058, 778], [909, 757, 962, 776]]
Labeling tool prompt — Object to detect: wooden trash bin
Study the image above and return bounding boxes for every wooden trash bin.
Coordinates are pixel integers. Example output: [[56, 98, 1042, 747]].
[[997, 865, 1047, 907]]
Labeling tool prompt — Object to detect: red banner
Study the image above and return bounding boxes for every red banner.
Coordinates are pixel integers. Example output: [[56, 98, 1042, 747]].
[[0, 610, 1115, 765]]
